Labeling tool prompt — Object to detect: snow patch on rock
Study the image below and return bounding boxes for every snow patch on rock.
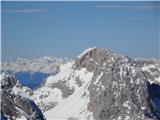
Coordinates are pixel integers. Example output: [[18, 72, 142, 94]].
[[77, 47, 96, 59]]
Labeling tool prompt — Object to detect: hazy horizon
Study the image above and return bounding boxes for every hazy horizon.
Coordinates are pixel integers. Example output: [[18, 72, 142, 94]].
[[2, 1, 160, 60]]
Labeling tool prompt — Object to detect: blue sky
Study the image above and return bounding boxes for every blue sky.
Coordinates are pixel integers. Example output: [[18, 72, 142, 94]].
[[2, 1, 160, 60]]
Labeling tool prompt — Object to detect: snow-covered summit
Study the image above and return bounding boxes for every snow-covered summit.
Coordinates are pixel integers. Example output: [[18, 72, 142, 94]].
[[1, 71, 14, 80], [77, 47, 97, 59], [32, 48, 160, 120], [1, 48, 160, 120]]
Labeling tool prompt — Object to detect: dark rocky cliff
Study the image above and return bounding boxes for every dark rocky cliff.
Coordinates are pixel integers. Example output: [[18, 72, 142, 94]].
[[1, 72, 46, 120]]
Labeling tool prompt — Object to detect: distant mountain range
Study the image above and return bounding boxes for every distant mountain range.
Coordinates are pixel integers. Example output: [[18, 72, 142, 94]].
[[1, 48, 160, 120], [2, 56, 70, 74], [2, 56, 69, 88]]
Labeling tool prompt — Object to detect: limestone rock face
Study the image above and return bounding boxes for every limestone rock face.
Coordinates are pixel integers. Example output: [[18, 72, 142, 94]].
[[1, 48, 160, 120], [1, 73, 17, 89], [75, 48, 118, 72], [74, 48, 160, 120], [1, 72, 46, 120], [88, 57, 156, 120]]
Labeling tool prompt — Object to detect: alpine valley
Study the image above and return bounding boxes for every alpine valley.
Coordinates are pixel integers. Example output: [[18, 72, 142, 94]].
[[1, 48, 160, 120]]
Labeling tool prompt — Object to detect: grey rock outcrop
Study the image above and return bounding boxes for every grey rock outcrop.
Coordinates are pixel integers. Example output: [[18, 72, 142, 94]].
[[49, 80, 74, 98], [75, 48, 118, 72], [2, 48, 159, 120], [1, 72, 46, 120], [74, 48, 160, 120]]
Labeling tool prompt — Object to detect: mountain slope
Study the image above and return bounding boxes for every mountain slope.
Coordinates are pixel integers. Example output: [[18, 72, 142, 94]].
[[1, 48, 160, 120], [32, 48, 160, 120], [0, 72, 46, 120]]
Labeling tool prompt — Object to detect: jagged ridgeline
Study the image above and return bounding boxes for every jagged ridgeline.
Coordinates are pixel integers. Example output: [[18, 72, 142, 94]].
[[1, 73, 46, 120], [1, 48, 160, 120]]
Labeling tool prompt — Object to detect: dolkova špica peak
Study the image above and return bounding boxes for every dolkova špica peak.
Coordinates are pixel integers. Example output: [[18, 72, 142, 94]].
[[1, 48, 160, 120]]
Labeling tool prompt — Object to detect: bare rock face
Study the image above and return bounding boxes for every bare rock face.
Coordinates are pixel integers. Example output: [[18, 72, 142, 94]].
[[49, 80, 74, 98], [1, 73, 17, 89], [1, 72, 46, 120], [88, 57, 156, 120], [2, 48, 159, 120], [75, 48, 118, 72], [74, 48, 160, 120]]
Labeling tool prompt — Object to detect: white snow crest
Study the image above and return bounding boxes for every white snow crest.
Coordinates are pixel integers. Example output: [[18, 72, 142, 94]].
[[77, 47, 96, 59]]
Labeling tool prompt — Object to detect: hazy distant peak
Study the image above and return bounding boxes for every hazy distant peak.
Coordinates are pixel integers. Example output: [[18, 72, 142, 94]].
[[2, 56, 70, 74]]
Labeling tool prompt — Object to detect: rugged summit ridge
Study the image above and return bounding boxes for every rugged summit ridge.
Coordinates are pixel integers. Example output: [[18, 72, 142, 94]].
[[75, 48, 118, 72], [1, 48, 160, 120], [74, 48, 159, 119], [1, 72, 46, 120], [32, 48, 159, 120]]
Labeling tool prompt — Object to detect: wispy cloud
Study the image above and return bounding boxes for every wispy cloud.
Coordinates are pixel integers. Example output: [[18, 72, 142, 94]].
[[93, 4, 160, 10], [2, 9, 47, 13]]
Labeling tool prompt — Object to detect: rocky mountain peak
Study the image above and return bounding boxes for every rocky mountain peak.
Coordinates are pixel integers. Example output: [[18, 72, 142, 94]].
[[1, 48, 160, 120], [1, 72, 46, 120], [1, 72, 17, 89], [74, 48, 118, 72]]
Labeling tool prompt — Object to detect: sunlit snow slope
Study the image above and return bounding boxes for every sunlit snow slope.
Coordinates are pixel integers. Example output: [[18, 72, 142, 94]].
[[32, 48, 160, 120], [33, 61, 94, 120], [4, 48, 157, 120]]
